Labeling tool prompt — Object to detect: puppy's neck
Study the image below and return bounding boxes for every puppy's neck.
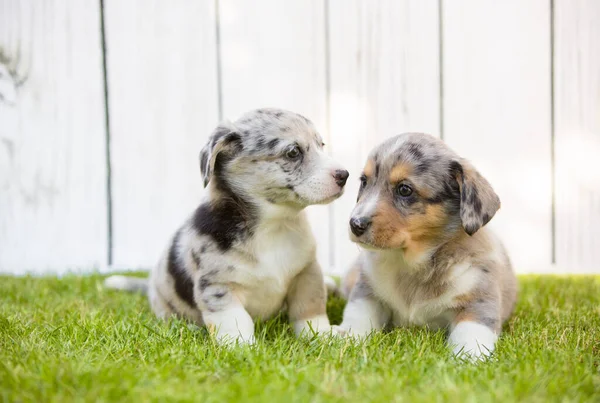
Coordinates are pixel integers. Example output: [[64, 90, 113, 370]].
[[257, 201, 305, 226], [206, 177, 257, 223], [367, 247, 434, 272], [365, 230, 469, 275], [207, 178, 305, 228]]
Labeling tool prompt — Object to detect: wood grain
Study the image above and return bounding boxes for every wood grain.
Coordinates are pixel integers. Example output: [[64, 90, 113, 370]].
[[0, 0, 108, 274], [1, 1, 598, 275]]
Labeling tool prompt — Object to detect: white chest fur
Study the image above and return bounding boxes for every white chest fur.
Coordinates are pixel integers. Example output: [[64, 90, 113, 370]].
[[366, 257, 479, 329], [234, 214, 316, 319]]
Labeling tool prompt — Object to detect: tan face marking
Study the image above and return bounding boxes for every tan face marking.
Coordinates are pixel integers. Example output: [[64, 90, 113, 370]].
[[388, 163, 413, 183], [363, 159, 375, 177], [370, 199, 449, 261]]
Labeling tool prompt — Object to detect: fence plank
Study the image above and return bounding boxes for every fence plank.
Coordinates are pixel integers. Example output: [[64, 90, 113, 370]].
[[328, 0, 441, 273], [442, 0, 552, 272], [105, 0, 219, 269], [0, 0, 107, 274], [219, 0, 332, 268], [554, 0, 600, 273]]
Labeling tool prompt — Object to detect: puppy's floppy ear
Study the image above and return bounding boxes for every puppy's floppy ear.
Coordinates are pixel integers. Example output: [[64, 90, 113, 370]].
[[199, 121, 242, 187], [451, 159, 500, 236]]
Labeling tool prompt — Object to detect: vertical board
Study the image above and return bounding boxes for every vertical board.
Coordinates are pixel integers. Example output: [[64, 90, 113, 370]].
[[328, 0, 441, 273], [442, 0, 552, 272], [219, 0, 332, 268], [105, 0, 219, 269], [554, 0, 600, 273], [0, 0, 107, 274]]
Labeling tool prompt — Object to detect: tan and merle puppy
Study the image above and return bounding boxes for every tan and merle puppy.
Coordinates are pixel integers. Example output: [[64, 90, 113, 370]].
[[105, 108, 349, 345], [335, 133, 517, 360]]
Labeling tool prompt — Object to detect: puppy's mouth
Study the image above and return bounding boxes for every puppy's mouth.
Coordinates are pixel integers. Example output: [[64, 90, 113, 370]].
[[292, 185, 345, 206], [350, 237, 384, 250], [349, 232, 399, 251], [309, 187, 345, 205], [266, 186, 344, 207]]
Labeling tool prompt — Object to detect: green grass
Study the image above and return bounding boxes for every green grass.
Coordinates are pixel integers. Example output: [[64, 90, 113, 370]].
[[1, 274, 599, 402]]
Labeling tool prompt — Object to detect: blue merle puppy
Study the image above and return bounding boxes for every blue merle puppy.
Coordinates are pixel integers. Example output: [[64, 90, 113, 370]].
[[106, 108, 349, 345], [335, 133, 517, 360]]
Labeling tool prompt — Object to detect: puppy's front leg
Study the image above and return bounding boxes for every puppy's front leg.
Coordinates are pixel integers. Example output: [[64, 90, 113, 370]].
[[198, 283, 255, 345], [286, 260, 331, 336], [448, 290, 501, 360], [335, 274, 391, 339]]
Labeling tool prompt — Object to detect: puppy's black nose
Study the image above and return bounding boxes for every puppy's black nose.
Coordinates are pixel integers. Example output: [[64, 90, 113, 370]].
[[334, 170, 349, 187], [350, 217, 371, 236]]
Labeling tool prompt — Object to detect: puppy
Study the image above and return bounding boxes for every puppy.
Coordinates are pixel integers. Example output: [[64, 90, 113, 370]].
[[335, 133, 517, 360], [105, 108, 349, 345]]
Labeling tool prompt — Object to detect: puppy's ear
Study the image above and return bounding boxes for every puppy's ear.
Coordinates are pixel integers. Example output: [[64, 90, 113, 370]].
[[451, 159, 500, 236], [199, 121, 242, 187]]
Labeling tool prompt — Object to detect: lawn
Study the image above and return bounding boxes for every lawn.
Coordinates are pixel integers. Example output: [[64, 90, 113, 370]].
[[1, 274, 599, 402]]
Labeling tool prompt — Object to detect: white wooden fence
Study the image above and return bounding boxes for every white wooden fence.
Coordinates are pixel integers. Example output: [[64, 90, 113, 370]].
[[0, 0, 598, 275]]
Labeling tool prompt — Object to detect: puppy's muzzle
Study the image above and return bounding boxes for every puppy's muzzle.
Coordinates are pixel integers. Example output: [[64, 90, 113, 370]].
[[349, 216, 371, 237], [334, 169, 349, 187]]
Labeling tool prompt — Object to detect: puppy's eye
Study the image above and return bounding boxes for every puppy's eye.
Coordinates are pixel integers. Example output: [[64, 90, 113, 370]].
[[359, 175, 367, 189], [285, 145, 302, 160], [396, 184, 413, 197]]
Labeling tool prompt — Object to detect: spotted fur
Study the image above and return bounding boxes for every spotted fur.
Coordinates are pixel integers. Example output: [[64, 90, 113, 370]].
[[336, 133, 517, 361], [106, 108, 349, 345]]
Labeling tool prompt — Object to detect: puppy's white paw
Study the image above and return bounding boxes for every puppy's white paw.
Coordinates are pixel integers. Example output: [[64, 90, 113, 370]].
[[294, 314, 333, 337], [331, 325, 348, 337], [208, 324, 256, 346], [448, 321, 498, 361], [204, 306, 256, 347], [219, 333, 256, 346], [331, 324, 371, 340]]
